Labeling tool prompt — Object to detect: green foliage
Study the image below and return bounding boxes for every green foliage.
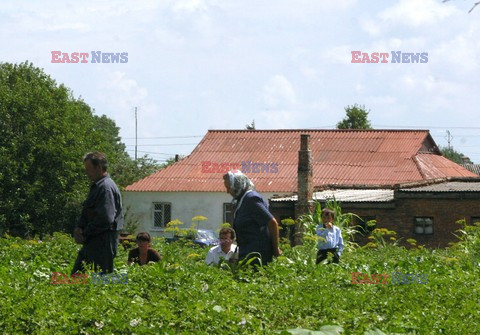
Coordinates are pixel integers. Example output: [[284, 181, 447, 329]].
[[122, 206, 140, 235], [365, 228, 401, 249], [159, 155, 185, 170], [439, 145, 472, 164], [450, 219, 480, 271], [1, 227, 479, 334], [336, 104, 372, 129], [0, 62, 99, 236], [165, 219, 197, 238], [0, 61, 160, 237]]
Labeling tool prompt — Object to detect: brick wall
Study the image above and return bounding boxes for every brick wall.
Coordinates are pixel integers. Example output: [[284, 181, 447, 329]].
[[271, 192, 480, 248]]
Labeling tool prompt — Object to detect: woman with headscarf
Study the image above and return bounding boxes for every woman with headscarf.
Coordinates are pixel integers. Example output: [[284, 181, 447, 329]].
[[223, 170, 281, 265]]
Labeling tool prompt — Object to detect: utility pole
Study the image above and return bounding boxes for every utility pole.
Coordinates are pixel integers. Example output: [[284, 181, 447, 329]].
[[135, 107, 138, 161], [446, 130, 453, 150]]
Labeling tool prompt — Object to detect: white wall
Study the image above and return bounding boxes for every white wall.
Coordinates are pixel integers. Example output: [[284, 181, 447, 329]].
[[122, 191, 276, 237]]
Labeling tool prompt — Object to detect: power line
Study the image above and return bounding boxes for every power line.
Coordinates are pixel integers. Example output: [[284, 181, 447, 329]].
[[123, 135, 203, 140], [373, 125, 480, 130], [126, 150, 177, 156], [125, 143, 198, 147]]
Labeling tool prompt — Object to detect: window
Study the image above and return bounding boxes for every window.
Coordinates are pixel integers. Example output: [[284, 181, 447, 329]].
[[153, 203, 171, 228], [355, 216, 376, 234], [414, 217, 433, 235], [223, 203, 234, 224]]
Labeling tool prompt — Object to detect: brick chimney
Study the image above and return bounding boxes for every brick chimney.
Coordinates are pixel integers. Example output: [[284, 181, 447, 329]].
[[294, 134, 313, 245]]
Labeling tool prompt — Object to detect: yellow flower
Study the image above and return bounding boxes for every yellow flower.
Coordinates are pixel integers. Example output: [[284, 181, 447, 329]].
[[192, 216, 207, 222], [281, 218, 296, 226], [389, 237, 396, 241], [166, 219, 184, 227], [187, 253, 201, 259]]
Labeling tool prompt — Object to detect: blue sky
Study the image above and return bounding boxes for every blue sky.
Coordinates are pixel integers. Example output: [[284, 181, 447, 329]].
[[1, 0, 479, 163]]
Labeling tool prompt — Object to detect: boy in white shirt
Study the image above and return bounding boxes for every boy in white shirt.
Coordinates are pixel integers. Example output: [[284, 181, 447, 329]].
[[205, 227, 237, 265], [316, 208, 344, 264]]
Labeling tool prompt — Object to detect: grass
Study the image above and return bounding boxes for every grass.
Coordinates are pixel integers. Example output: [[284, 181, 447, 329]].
[[0, 228, 479, 334]]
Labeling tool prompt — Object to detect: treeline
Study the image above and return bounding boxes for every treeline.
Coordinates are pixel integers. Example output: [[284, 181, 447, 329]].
[[0, 62, 160, 238]]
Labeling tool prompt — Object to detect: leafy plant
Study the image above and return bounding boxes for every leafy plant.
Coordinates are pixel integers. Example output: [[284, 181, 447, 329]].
[[121, 205, 140, 235], [366, 228, 402, 249], [192, 215, 208, 231]]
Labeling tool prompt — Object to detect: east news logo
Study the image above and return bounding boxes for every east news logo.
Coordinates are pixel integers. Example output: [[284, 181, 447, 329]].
[[351, 51, 428, 63], [51, 51, 128, 63]]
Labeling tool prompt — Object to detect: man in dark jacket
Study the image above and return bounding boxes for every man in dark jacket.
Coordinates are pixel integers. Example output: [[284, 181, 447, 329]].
[[71, 152, 124, 275]]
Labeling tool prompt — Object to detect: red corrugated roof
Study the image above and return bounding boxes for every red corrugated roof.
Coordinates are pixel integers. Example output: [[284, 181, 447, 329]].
[[125, 129, 478, 192]]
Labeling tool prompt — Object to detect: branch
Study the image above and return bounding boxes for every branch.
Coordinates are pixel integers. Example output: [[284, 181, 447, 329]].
[[442, 0, 480, 13], [469, 1, 480, 13]]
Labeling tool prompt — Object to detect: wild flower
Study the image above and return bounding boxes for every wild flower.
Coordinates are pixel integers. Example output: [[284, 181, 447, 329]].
[[130, 319, 140, 327], [281, 218, 295, 226]]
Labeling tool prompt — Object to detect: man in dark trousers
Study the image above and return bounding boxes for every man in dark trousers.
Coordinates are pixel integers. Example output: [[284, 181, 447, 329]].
[[71, 152, 124, 275]]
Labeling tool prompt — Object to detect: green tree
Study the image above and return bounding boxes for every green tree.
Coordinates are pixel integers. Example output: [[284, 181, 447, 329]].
[[111, 155, 160, 189], [0, 61, 145, 237], [336, 104, 373, 129], [440, 146, 472, 164]]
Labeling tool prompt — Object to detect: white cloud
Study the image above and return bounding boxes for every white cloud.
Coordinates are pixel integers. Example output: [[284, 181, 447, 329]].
[[263, 75, 297, 109], [98, 72, 148, 110], [259, 110, 299, 129], [360, 18, 381, 36], [172, 0, 207, 13], [433, 33, 480, 72], [379, 0, 457, 26], [366, 95, 397, 105], [322, 45, 352, 64]]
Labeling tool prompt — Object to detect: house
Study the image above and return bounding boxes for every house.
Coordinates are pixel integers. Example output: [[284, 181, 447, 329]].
[[462, 164, 480, 176], [124, 129, 478, 243], [270, 178, 480, 247]]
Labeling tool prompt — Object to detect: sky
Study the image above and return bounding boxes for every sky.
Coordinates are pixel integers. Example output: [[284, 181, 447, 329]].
[[1, 0, 479, 163]]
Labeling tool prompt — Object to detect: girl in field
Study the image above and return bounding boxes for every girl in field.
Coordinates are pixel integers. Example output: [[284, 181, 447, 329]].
[[127, 232, 162, 266]]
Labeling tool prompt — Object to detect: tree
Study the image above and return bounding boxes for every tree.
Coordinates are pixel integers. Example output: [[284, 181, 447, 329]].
[[111, 155, 160, 190], [0, 61, 150, 237], [440, 146, 473, 164], [336, 104, 373, 129]]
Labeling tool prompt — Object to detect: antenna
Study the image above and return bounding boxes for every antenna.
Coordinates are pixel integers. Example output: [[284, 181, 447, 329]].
[[135, 107, 138, 161]]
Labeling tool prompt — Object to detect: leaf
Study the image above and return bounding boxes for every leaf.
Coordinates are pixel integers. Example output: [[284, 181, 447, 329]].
[[212, 305, 224, 313], [283, 325, 344, 335], [364, 329, 387, 335]]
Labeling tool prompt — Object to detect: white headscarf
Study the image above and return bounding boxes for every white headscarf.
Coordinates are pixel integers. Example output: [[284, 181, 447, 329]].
[[225, 170, 254, 199]]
